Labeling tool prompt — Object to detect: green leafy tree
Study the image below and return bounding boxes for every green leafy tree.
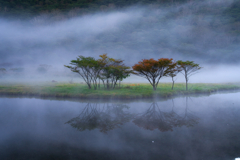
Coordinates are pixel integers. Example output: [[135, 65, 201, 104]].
[[65, 56, 101, 89], [98, 54, 132, 89], [132, 58, 176, 90], [65, 54, 132, 90], [177, 60, 202, 91]]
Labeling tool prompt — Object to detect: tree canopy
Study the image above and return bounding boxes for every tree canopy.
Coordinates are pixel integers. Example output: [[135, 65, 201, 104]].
[[132, 58, 176, 90], [65, 56, 101, 89], [65, 54, 132, 90], [177, 60, 202, 91]]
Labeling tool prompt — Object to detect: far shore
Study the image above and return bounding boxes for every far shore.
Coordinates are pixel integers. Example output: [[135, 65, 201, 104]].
[[0, 82, 240, 100]]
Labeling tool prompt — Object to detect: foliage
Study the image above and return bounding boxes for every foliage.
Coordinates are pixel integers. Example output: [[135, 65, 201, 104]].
[[98, 54, 132, 89], [132, 58, 176, 90], [177, 60, 202, 91], [65, 56, 101, 89], [65, 54, 132, 90]]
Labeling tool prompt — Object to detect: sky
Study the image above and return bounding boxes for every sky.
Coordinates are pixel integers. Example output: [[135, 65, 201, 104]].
[[0, 0, 239, 83]]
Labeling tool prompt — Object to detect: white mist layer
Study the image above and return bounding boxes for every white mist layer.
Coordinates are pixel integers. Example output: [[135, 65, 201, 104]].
[[0, 0, 239, 83]]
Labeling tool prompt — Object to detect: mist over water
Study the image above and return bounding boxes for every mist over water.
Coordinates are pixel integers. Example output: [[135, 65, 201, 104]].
[[1, 1, 240, 159], [0, 0, 240, 83], [1, 92, 240, 159]]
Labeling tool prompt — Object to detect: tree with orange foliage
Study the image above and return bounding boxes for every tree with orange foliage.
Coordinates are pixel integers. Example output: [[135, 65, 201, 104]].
[[132, 58, 176, 90]]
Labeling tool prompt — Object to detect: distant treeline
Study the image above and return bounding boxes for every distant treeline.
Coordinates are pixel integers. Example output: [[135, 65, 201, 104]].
[[0, 0, 189, 16], [0, 0, 239, 33]]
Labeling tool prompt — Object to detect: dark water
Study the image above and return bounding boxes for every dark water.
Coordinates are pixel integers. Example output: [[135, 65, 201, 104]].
[[1, 92, 240, 160]]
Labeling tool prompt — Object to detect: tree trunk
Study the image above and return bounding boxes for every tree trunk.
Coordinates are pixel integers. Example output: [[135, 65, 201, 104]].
[[93, 79, 97, 90], [113, 79, 118, 89], [171, 77, 174, 90], [87, 83, 91, 89], [152, 79, 156, 91], [102, 79, 105, 89], [98, 79, 100, 89], [107, 79, 109, 89], [153, 84, 156, 90], [186, 80, 188, 91], [185, 74, 188, 91]]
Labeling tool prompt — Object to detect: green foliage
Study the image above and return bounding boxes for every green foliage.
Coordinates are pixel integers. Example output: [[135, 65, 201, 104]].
[[98, 54, 132, 89], [65, 54, 132, 90], [177, 60, 202, 91], [65, 56, 101, 89]]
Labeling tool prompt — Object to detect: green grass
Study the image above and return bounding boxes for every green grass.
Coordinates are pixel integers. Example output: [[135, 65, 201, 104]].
[[0, 83, 239, 99]]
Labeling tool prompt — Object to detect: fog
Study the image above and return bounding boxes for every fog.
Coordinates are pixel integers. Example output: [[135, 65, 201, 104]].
[[0, 0, 239, 83], [1, 92, 240, 159]]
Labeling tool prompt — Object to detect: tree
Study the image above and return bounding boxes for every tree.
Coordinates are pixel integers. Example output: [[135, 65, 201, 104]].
[[166, 63, 182, 90], [98, 54, 132, 89], [0, 68, 6, 77], [132, 58, 176, 90], [65, 54, 132, 90], [0, 68, 6, 73], [177, 60, 202, 91], [64, 56, 101, 89], [37, 64, 51, 74]]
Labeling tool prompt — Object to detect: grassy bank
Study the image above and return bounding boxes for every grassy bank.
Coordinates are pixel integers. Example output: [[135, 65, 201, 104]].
[[0, 83, 239, 99]]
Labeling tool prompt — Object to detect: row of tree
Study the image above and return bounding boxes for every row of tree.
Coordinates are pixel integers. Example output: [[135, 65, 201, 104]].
[[65, 54, 202, 91], [0, 0, 189, 17], [65, 54, 132, 90]]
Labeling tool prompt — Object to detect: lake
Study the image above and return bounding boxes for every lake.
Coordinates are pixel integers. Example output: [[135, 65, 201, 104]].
[[0, 92, 240, 160]]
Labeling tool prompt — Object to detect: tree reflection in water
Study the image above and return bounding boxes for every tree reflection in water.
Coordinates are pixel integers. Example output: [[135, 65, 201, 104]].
[[133, 97, 199, 132], [66, 97, 199, 133], [65, 103, 134, 133]]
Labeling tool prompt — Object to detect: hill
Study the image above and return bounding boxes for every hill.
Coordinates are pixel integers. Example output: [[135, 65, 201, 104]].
[[0, 0, 188, 17]]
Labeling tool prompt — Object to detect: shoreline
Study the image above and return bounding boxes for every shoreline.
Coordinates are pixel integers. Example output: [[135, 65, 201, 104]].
[[0, 84, 240, 102]]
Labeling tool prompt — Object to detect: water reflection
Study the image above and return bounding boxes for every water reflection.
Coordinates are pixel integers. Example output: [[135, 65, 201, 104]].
[[65, 103, 134, 133], [67, 97, 199, 133], [2, 93, 240, 159], [133, 97, 199, 132]]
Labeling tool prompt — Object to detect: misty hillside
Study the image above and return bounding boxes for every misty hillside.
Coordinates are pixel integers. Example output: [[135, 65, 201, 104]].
[[0, 0, 189, 17], [0, 0, 240, 83], [1, 0, 240, 22]]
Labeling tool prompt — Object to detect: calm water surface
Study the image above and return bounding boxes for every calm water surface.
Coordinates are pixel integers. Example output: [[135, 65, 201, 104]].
[[1, 92, 240, 160]]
